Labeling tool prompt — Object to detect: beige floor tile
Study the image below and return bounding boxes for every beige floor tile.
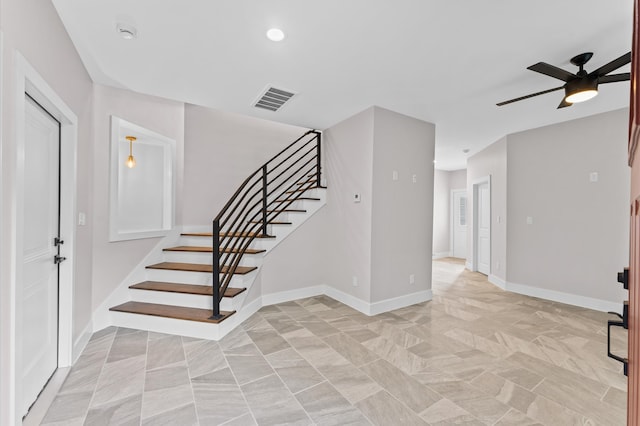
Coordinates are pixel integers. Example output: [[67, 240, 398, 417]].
[[42, 259, 628, 425], [355, 390, 427, 426]]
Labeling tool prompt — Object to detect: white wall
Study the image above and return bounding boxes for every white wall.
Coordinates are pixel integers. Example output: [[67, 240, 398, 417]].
[[370, 107, 434, 302], [506, 109, 629, 305], [432, 170, 450, 256], [433, 169, 467, 257], [0, 0, 94, 423], [182, 104, 308, 226], [450, 169, 467, 190], [467, 137, 508, 282], [91, 85, 185, 310]]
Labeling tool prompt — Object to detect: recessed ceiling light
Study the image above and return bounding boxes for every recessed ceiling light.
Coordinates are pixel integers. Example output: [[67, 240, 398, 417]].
[[462, 148, 470, 154], [266, 28, 285, 42], [117, 23, 137, 40]]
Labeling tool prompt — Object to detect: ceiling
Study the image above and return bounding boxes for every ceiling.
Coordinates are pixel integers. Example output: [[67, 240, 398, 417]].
[[51, 0, 634, 170]]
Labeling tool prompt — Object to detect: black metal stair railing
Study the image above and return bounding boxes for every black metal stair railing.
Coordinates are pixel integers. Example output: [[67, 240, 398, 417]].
[[210, 130, 322, 319]]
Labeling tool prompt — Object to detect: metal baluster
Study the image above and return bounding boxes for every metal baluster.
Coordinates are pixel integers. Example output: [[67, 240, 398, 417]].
[[262, 165, 268, 236], [210, 219, 222, 320]]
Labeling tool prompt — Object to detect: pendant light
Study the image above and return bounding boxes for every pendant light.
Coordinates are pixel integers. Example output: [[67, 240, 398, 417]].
[[125, 136, 137, 168]]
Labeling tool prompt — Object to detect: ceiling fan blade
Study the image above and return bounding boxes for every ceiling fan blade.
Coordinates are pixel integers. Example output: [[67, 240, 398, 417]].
[[496, 86, 564, 106], [599, 72, 631, 83], [527, 62, 576, 82], [557, 98, 572, 109], [589, 52, 631, 77]]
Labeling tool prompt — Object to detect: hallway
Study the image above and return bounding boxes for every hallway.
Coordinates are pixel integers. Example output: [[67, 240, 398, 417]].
[[39, 259, 626, 425]]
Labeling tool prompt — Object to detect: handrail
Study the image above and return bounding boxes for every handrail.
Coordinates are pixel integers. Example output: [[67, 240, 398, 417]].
[[210, 130, 322, 319]]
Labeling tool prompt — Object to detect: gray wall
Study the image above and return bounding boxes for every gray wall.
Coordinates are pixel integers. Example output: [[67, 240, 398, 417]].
[[324, 107, 375, 301], [1, 0, 94, 420], [507, 109, 629, 304], [182, 105, 308, 226], [370, 107, 435, 302], [91, 85, 185, 310]]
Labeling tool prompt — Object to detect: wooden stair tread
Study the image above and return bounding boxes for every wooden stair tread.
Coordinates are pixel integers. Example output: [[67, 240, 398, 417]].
[[275, 197, 321, 202], [146, 262, 257, 275], [285, 187, 319, 194], [266, 209, 306, 213], [129, 281, 246, 297], [110, 301, 234, 324], [163, 246, 265, 254], [181, 232, 275, 239]]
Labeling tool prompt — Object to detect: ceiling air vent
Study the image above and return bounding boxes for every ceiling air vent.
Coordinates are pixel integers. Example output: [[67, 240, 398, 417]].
[[253, 86, 296, 112]]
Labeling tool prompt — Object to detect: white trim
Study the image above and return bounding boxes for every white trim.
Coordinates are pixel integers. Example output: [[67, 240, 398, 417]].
[[450, 188, 467, 260], [465, 261, 473, 270], [488, 274, 506, 290], [497, 280, 621, 313], [12, 52, 78, 421], [72, 321, 93, 364], [323, 286, 373, 315], [109, 116, 176, 242], [325, 286, 432, 316], [368, 290, 433, 316], [471, 175, 491, 274], [432, 251, 451, 259], [92, 227, 182, 332], [262, 285, 326, 306]]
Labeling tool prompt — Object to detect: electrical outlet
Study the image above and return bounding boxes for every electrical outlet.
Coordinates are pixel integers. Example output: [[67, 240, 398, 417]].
[[392, 170, 398, 181], [412, 174, 417, 184], [352, 276, 358, 287], [409, 274, 415, 284]]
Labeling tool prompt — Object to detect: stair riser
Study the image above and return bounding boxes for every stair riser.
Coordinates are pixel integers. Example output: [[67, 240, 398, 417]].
[[178, 235, 269, 249], [129, 288, 240, 311], [110, 311, 228, 340], [162, 251, 262, 267], [145, 269, 254, 286]]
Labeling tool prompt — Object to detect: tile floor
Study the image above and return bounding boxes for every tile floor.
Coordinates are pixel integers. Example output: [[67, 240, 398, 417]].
[[40, 258, 628, 425]]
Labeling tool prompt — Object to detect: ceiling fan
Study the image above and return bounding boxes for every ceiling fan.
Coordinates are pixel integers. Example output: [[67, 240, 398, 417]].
[[497, 51, 631, 109]]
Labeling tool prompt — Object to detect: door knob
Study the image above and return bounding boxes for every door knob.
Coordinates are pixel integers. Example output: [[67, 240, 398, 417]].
[[617, 268, 629, 290]]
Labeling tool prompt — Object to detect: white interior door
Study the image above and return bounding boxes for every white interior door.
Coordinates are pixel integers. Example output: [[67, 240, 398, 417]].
[[452, 190, 467, 259], [476, 182, 491, 275], [21, 95, 60, 416]]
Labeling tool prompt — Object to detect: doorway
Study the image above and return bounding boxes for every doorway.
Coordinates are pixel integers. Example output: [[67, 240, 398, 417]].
[[473, 177, 491, 275], [10, 53, 78, 423], [451, 189, 467, 259]]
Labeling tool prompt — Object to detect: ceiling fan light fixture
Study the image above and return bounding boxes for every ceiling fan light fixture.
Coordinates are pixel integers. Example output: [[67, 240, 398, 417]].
[[564, 78, 598, 104]]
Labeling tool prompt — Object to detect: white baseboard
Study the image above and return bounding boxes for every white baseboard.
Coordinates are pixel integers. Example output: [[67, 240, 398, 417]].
[[432, 252, 451, 259], [262, 285, 326, 306], [324, 287, 372, 314], [465, 261, 473, 270], [369, 290, 433, 315], [325, 286, 432, 316], [500, 280, 621, 313], [72, 321, 93, 364], [488, 274, 506, 290]]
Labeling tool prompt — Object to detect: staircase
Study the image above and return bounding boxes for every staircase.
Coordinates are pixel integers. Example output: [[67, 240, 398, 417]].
[[107, 130, 325, 340]]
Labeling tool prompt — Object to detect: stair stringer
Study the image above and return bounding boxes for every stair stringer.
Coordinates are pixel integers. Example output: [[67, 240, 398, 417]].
[[104, 189, 326, 340], [92, 227, 183, 332]]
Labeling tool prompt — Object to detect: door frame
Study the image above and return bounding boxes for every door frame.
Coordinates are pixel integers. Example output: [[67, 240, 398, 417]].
[[450, 188, 467, 259], [10, 52, 78, 420], [470, 175, 491, 273]]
